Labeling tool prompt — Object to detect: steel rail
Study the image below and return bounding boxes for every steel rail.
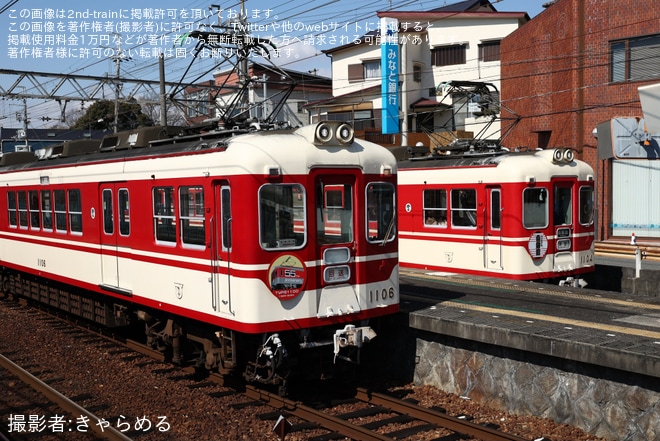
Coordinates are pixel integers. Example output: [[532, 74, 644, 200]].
[[0, 353, 133, 441], [244, 385, 392, 441], [355, 388, 530, 441]]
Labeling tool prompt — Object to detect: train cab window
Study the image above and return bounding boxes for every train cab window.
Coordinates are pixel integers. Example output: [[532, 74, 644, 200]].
[[553, 186, 572, 226], [579, 186, 594, 225], [40, 190, 52, 231], [68, 189, 83, 234], [119, 189, 130, 236], [29, 190, 40, 230], [260, 184, 305, 249], [179, 186, 205, 247], [153, 187, 176, 244], [18, 191, 28, 229], [423, 189, 447, 227], [366, 182, 396, 242], [54, 190, 67, 233], [317, 183, 352, 244], [523, 187, 548, 228], [7, 192, 17, 227], [451, 189, 477, 228]]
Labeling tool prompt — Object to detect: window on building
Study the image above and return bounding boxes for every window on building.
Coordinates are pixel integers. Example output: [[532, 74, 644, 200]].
[[479, 40, 501, 62], [413, 64, 422, 82], [432, 44, 466, 67], [348, 60, 381, 82], [610, 34, 660, 82]]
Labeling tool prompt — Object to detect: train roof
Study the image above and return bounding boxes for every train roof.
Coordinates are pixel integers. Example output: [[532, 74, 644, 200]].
[[398, 147, 594, 184], [0, 122, 397, 179]]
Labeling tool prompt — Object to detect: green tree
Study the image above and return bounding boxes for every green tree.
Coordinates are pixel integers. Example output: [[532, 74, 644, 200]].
[[70, 100, 154, 131]]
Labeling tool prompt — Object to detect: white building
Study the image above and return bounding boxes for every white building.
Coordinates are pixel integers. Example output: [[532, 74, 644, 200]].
[[309, 0, 528, 148]]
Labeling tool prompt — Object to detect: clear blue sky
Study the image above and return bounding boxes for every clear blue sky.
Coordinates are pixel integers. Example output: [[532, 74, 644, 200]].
[[0, 0, 547, 127]]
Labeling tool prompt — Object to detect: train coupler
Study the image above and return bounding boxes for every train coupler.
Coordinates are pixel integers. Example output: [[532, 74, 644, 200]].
[[333, 325, 376, 363], [559, 277, 588, 288]]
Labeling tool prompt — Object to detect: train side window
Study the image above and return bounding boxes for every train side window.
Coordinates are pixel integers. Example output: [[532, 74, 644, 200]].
[[102, 189, 113, 235], [221, 187, 232, 250], [29, 190, 40, 230], [423, 189, 447, 227], [153, 186, 176, 244], [18, 191, 28, 229], [579, 186, 594, 225], [260, 184, 305, 249], [451, 189, 477, 228], [179, 186, 205, 248], [366, 182, 396, 242], [553, 186, 572, 225], [7, 192, 17, 227], [54, 190, 67, 233], [490, 189, 501, 230], [523, 188, 548, 228], [68, 189, 83, 234], [40, 190, 53, 231], [119, 189, 130, 236]]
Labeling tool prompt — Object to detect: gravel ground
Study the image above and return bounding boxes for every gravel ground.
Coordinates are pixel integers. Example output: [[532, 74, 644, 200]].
[[0, 301, 608, 441]]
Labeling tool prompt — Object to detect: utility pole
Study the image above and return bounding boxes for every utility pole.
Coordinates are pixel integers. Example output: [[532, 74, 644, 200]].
[[239, 0, 249, 118], [109, 32, 131, 133], [159, 54, 167, 127]]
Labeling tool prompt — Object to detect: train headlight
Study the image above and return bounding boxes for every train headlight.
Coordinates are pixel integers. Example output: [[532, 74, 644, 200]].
[[557, 238, 571, 251], [552, 149, 564, 163], [335, 123, 354, 145], [323, 247, 350, 264], [315, 122, 334, 144], [562, 149, 574, 162]]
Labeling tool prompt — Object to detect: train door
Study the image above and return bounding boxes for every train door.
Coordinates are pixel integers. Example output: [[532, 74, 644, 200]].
[[99, 183, 132, 294], [315, 174, 356, 289], [485, 187, 503, 271], [211, 183, 232, 314], [552, 181, 574, 252]]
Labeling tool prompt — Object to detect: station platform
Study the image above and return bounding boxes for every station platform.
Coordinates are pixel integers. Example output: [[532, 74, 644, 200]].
[[400, 268, 660, 379]]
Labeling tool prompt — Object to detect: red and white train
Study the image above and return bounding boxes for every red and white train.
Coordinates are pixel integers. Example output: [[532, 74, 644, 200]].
[[0, 121, 399, 390], [398, 147, 595, 284]]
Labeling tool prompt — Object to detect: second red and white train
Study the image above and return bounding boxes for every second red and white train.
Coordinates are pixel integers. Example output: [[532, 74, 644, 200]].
[[397, 147, 595, 284]]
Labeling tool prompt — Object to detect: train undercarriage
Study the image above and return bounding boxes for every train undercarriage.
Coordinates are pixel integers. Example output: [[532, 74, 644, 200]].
[[0, 269, 372, 394]]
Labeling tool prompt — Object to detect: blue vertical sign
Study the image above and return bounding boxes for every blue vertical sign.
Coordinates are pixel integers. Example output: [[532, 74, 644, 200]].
[[381, 17, 399, 134]]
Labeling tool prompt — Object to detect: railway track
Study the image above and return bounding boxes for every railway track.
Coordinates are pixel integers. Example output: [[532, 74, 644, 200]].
[[0, 351, 131, 441], [243, 385, 531, 441]]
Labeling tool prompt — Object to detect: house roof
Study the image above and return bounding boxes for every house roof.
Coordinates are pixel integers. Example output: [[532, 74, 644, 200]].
[[324, 0, 528, 55]]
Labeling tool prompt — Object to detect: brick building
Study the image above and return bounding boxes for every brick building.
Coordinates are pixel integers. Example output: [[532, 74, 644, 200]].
[[501, 0, 660, 244]]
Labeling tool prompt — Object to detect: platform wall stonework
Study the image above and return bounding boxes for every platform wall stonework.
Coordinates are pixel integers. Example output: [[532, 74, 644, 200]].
[[414, 332, 659, 441]]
